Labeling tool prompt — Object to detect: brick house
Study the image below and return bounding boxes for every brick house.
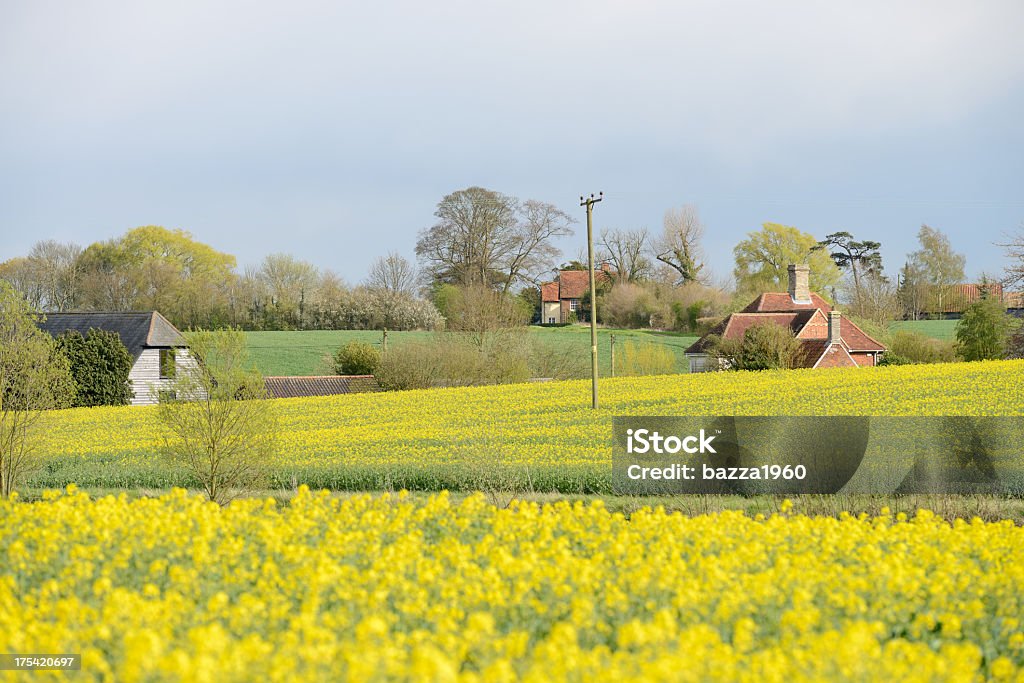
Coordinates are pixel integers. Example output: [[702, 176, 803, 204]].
[[540, 268, 612, 324], [685, 264, 886, 372]]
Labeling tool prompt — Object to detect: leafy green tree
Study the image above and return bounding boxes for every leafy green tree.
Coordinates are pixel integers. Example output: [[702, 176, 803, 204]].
[[955, 294, 1014, 361], [56, 329, 133, 407], [78, 226, 237, 328], [0, 283, 76, 497], [155, 329, 276, 505], [906, 225, 966, 317], [733, 223, 841, 298]]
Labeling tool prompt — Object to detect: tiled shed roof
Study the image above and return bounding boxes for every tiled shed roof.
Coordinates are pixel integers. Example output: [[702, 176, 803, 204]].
[[264, 375, 381, 399]]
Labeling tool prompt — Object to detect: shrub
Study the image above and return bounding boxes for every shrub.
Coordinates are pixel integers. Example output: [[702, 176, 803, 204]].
[[308, 288, 443, 331], [614, 341, 678, 376], [376, 333, 535, 390], [709, 322, 802, 371], [333, 342, 381, 376], [603, 283, 655, 328], [155, 329, 276, 505], [56, 328, 133, 407], [877, 351, 912, 366], [889, 331, 956, 364], [0, 286, 76, 497]]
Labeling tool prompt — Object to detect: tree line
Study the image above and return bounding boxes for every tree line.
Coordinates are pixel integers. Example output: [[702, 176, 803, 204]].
[[2, 187, 1022, 335]]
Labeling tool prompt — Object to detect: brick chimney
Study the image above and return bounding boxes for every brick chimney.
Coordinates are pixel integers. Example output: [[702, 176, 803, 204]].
[[828, 310, 841, 345], [788, 264, 811, 303]]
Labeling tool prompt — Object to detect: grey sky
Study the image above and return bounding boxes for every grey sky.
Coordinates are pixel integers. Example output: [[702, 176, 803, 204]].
[[2, 1, 1022, 285]]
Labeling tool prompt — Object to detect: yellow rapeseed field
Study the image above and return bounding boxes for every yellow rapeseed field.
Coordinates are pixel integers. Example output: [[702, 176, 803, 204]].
[[1, 487, 1022, 682], [30, 360, 1024, 491]]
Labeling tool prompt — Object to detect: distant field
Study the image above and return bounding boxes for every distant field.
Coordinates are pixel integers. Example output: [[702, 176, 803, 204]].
[[246, 327, 700, 377], [889, 319, 959, 341]]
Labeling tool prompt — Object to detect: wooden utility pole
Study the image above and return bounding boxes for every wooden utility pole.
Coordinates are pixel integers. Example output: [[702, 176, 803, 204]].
[[580, 191, 603, 409]]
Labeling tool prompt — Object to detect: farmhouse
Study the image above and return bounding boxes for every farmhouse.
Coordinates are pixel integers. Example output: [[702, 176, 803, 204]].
[[37, 311, 195, 406], [540, 267, 613, 324], [685, 264, 886, 372]]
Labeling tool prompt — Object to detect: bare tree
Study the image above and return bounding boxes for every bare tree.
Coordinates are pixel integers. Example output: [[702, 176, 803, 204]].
[[366, 252, 417, 295], [27, 240, 83, 311], [654, 205, 705, 285], [0, 283, 75, 497], [257, 253, 320, 327], [598, 227, 651, 282], [0, 258, 45, 310], [998, 225, 1024, 289], [416, 187, 574, 293], [847, 271, 901, 325], [155, 329, 276, 505]]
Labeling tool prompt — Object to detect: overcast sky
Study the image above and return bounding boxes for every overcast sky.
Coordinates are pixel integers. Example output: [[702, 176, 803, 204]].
[[2, 1, 1022, 285]]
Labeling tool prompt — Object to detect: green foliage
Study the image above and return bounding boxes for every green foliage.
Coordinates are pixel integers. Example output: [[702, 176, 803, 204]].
[[333, 342, 381, 376], [77, 226, 237, 328], [55, 329, 134, 407], [888, 331, 957, 364], [517, 287, 541, 324], [709, 322, 802, 371], [955, 296, 1015, 361], [733, 223, 842, 298], [613, 341, 677, 376], [0, 283, 76, 496], [877, 351, 912, 366]]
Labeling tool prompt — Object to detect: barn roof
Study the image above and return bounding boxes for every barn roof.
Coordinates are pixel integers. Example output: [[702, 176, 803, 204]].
[[37, 311, 184, 361], [264, 375, 382, 399]]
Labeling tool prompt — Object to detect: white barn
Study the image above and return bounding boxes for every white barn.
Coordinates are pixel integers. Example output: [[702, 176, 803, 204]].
[[38, 311, 197, 406]]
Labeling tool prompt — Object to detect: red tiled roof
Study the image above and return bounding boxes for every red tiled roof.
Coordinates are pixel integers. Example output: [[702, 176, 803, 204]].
[[927, 283, 1004, 313], [839, 318, 885, 352], [685, 312, 815, 353], [541, 281, 559, 303], [264, 375, 381, 399], [742, 292, 833, 313], [813, 343, 859, 369], [556, 269, 614, 300], [685, 310, 885, 355], [793, 339, 829, 368], [557, 270, 590, 299]]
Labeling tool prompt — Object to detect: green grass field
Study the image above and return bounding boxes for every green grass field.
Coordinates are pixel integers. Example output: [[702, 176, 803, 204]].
[[246, 326, 700, 377], [889, 319, 959, 341]]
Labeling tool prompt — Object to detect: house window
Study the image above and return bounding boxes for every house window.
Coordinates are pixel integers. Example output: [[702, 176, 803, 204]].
[[569, 299, 579, 311], [159, 348, 177, 379], [548, 317, 556, 324]]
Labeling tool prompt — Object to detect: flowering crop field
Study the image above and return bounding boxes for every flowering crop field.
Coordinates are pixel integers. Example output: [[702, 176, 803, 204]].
[[31, 360, 1024, 492], [2, 487, 1022, 681]]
